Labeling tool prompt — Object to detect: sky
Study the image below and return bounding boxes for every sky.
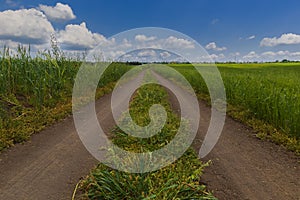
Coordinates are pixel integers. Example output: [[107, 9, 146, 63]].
[[1, 0, 300, 62]]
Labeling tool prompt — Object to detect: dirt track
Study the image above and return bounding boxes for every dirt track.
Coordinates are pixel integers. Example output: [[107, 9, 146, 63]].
[[169, 91, 300, 200], [0, 93, 115, 200], [0, 73, 299, 200]]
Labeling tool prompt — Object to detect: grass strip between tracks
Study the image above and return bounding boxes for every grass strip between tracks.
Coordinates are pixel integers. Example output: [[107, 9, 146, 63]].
[[78, 73, 216, 200]]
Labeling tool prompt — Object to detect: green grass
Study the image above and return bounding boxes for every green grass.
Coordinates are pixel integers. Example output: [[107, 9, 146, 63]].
[[78, 75, 216, 200], [0, 46, 132, 151], [169, 63, 300, 153]]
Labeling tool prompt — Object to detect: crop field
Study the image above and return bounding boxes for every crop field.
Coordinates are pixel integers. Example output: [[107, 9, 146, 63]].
[[170, 63, 300, 151]]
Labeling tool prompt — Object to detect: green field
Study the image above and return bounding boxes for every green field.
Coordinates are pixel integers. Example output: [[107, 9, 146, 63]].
[[170, 63, 300, 152]]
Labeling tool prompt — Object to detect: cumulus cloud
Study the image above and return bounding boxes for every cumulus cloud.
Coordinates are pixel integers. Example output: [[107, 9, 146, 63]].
[[209, 54, 218, 60], [260, 33, 300, 47], [230, 52, 240, 56], [291, 52, 300, 57], [0, 8, 54, 44], [218, 53, 225, 59], [0, 39, 20, 51], [240, 50, 300, 61], [39, 3, 76, 22], [120, 38, 132, 48], [57, 22, 108, 50], [205, 42, 216, 50], [243, 51, 259, 60], [135, 34, 156, 42], [261, 50, 300, 59], [134, 36, 195, 49], [160, 51, 171, 58], [205, 42, 227, 51], [137, 50, 157, 57], [165, 36, 195, 49], [206, 53, 225, 61], [261, 51, 276, 57], [106, 50, 125, 59]]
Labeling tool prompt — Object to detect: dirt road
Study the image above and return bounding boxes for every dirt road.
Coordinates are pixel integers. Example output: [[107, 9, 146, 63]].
[[0, 93, 116, 200], [0, 73, 299, 200], [198, 109, 300, 200]]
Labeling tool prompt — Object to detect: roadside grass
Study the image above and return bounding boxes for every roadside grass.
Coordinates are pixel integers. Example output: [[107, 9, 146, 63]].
[[169, 63, 300, 154], [226, 104, 300, 154], [0, 46, 132, 151], [0, 83, 115, 151], [78, 75, 216, 199]]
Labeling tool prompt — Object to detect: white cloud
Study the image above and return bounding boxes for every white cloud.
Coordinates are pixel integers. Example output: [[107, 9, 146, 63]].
[[227, 52, 241, 62], [57, 22, 108, 50], [120, 38, 132, 48], [160, 51, 171, 58], [209, 54, 218, 60], [106, 50, 125, 59], [218, 53, 225, 59], [261, 51, 276, 57], [135, 36, 195, 49], [165, 36, 195, 49], [136, 42, 162, 49], [277, 50, 290, 56], [137, 50, 156, 57], [261, 50, 300, 59], [39, 3, 76, 22], [135, 34, 156, 42], [205, 42, 227, 51], [261, 50, 289, 57], [0, 39, 20, 50], [260, 33, 300, 47], [208, 53, 225, 61], [206, 42, 216, 50], [246, 35, 256, 40], [0, 8, 54, 44], [230, 52, 240, 56], [243, 51, 259, 60], [291, 52, 300, 57]]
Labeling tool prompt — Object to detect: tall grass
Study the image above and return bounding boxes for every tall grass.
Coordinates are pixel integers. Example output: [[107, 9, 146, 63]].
[[221, 66, 300, 138], [0, 45, 132, 150], [0, 46, 79, 109], [170, 63, 300, 140]]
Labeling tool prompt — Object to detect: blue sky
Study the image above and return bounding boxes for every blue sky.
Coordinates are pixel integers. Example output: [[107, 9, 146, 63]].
[[1, 0, 300, 62]]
